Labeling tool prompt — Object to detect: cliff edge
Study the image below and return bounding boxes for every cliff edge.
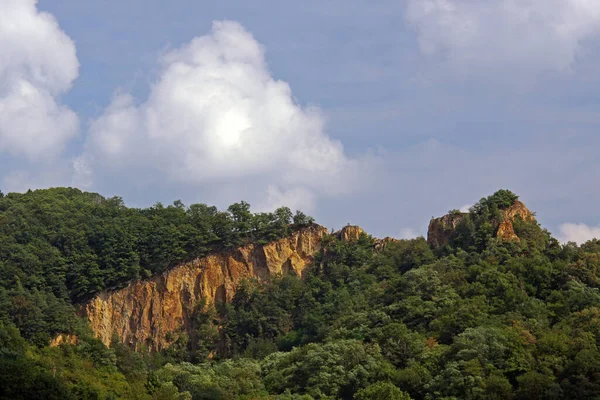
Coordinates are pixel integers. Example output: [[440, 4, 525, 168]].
[[427, 212, 466, 248], [82, 225, 328, 351]]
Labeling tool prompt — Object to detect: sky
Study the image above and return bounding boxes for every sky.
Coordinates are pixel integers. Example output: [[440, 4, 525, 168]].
[[2, 0, 600, 244]]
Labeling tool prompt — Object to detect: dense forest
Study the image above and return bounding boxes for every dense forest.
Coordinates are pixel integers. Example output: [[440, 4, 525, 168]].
[[2, 188, 600, 399]]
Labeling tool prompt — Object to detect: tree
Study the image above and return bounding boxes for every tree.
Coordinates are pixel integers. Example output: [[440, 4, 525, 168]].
[[228, 201, 253, 236], [354, 382, 411, 400], [275, 207, 293, 226], [293, 210, 310, 226], [516, 371, 562, 400]]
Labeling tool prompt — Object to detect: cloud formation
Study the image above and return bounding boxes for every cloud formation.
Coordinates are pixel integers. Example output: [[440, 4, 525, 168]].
[[459, 204, 472, 213], [79, 21, 354, 211], [405, 0, 600, 76], [558, 223, 600, 245], [0, 0, 79, 160]]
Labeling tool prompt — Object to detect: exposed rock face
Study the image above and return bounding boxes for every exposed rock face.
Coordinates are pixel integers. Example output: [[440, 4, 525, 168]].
[[496, 200, 534, 241], [374, 237, 401, 250], [334, 226, 405, 251], [427, 212, 466, 248], [50, 334, 78, 347], [427, 200, 535, 247], [82, 225, 328, 351], [336, 225, 365, 242]]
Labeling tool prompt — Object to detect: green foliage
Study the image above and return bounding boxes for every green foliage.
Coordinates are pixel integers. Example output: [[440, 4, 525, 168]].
[[354, 381, 411, 400], [0, 188, 314, 304], [4, 188, 600, 399], [0, 188, 315, 344], [471, 189, 519, 215], [0, 187, 316, 399], [156, 360, 266, 399], [200, 215, 600, 399], [444, 189, 547, 252], [262, 340, 395, 398]]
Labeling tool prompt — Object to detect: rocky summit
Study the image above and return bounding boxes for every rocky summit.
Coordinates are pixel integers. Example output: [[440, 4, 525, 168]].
[[427, 199, 535, 248]]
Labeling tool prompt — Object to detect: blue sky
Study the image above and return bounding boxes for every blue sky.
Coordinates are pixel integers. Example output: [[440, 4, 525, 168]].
[[2, 0, 600, 243]]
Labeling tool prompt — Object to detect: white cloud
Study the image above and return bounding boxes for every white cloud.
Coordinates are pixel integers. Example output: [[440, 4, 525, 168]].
[[81, 20, 355, 211], [459, 204, 472, 213], [558, 223, 600, 245], [72, 154, 93, 189], [398, 228, 419, 239], [2, 164, 74, 193], [259, 186, 317, 213], [0, 0, 79, 160], [405, 0, 600, 76]]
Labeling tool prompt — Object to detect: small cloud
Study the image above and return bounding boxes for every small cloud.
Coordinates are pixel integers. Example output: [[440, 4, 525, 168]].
[[398, 228, 419, 239], [459, 204, 472, 213], [72, 155, 93, 189], [258, 185, 316, 213], [558, 223, 600, 245]]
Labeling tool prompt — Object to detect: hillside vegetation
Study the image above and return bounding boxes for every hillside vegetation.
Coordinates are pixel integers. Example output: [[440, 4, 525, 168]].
[[2, 189, 600, 399]]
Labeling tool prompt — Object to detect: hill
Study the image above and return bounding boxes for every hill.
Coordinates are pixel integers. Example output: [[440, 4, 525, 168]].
[[2, 188, 600, 399]]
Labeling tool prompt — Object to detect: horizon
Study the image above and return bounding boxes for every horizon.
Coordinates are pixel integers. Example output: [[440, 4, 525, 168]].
[[4, 185, 593, 244]]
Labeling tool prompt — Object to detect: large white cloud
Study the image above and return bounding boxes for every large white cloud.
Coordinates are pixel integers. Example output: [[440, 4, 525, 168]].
[[80, 21, 355, 211], [405, 0, 600, 76], [0, 0, 79, 160], [558, 223, 600, 245]]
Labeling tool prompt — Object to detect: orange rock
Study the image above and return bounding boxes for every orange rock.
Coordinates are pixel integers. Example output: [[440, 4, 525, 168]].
[[336, 225, 365, 242], [427, 212, 466, 248], [496, 200, 534, 242], [427, 200, 536, 247], [50, 334, 78, 347], [82, 225, 328, 351]]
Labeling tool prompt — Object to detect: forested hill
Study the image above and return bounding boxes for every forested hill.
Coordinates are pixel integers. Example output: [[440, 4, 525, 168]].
[[2, 188, 600, 399], [0, 187, 314, 302]]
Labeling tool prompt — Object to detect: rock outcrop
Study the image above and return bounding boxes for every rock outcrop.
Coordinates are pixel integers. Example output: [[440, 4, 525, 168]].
[[50, 334, 78, 347], [496, 200, 534, 241], [374, 237, 401, 250], [82, 225, 328, 351], [427, 200, 535, 248], [427, 212, 466, 248], [335, 225, 365, 242]]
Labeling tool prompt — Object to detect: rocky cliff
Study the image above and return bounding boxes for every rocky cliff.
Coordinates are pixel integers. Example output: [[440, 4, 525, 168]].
[[336, 225, 365, 242], [82, 225, 328, 351], [495, 200, 534, 241], [427, 212, 466, 248], [427, 200, 535, 248]]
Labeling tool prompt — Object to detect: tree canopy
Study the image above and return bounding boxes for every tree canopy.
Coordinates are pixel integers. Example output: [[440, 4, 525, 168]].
[[2, 188, 600, 399]]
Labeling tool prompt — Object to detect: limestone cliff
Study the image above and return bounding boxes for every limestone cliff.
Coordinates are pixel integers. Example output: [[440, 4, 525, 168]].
[[427, 200, 535, 248], [82, 225, 328, 351]]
